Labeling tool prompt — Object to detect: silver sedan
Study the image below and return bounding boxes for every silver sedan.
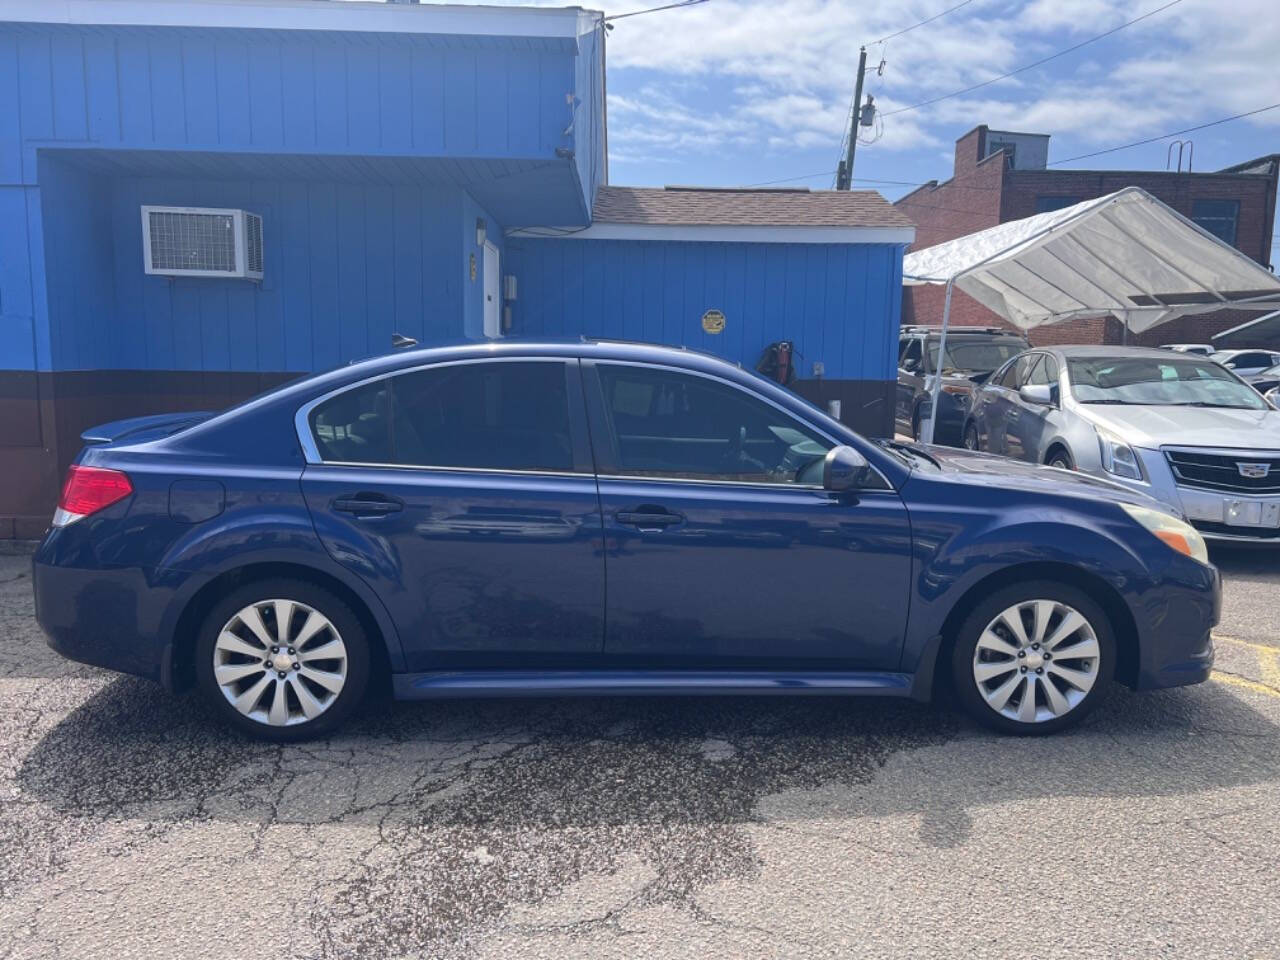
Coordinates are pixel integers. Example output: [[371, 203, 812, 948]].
[[962, 345, 1280, 545]]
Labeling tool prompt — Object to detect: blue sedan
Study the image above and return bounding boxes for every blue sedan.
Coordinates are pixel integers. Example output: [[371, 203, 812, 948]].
[[34, 340, 1219, 740]]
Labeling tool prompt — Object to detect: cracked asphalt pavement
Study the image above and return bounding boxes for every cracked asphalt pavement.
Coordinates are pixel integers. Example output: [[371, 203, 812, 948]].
[[2, 548, 1279, 959]]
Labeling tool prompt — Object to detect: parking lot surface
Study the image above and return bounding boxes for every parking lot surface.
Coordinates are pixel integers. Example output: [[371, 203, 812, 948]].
[[1, 549, 1279, 959]]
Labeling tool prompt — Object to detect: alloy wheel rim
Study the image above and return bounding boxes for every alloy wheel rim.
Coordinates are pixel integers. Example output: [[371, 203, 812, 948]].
[[213, 599, 348, 726], [972, 599, 1100, 723]]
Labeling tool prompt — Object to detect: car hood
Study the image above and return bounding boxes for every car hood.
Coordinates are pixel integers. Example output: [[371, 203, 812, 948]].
[[909, 444, 1158, 507], [1073, 403, 1280, 450]]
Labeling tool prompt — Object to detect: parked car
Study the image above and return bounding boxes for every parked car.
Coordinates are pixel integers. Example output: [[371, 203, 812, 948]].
[[896, 326, 1029, 445], [1209, 348, 1280, 378], [963, 345, 1280, 544], [35, 340, 1217, 740], [1245, 362, 1280, 397], [1160, 343, 1214, 356]]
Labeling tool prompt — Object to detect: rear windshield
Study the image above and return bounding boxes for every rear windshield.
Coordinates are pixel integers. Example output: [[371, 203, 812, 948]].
[[927, 339, 1027, 373], [1067, 356, 1267, 410]]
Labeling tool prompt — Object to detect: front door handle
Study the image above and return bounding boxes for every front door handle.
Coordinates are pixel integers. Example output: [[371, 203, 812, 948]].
[[616, 507, 684, 532], [332, 493, 404, 517]]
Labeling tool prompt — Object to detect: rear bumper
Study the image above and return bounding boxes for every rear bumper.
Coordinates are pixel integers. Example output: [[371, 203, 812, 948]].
[[33, 555, 168, 682]]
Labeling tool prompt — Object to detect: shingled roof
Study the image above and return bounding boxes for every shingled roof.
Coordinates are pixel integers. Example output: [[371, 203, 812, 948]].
[[592, 186, 915, 229]]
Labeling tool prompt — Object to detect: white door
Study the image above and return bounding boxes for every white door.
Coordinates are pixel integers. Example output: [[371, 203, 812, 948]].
[[482, 242, 501, 338]]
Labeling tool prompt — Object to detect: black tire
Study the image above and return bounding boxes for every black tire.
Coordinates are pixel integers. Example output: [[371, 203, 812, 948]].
[[950, 580, 1116, 736], [911, 408, 922, 441], [963, 422, 980, 451], [1046, 447, 1075, 470], [194, 578, 372, 741]]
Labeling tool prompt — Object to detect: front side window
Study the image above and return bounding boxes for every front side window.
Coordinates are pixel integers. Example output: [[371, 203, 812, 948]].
[[900, 339, 923, 370], [1025, 354, 1058, 386], [596, 365, 833, 485], [1191, 199, 1240, 246], [308, 361, 575, 472]]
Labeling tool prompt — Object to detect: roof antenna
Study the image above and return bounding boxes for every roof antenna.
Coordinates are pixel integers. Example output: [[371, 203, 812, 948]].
[[391, 333, 418, 349]]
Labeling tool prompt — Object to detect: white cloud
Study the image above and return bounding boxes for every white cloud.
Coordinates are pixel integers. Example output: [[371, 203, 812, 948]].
[[338, 0, 1280, 178]]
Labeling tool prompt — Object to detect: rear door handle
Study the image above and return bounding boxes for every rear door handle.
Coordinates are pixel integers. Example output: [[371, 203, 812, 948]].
[[332, 493, 404, 517], [616, 508, 684, 532]]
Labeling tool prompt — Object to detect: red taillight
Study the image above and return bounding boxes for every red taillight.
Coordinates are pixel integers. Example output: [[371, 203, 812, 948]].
[[56, 465, 133, 524]]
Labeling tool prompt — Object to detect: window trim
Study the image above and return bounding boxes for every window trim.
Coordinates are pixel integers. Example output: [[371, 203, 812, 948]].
[[580, 359, 891, 492], [294, 356, 590, 477]]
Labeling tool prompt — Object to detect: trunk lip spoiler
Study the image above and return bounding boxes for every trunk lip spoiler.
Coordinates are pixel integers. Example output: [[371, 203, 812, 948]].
[[80, 412, 215, 445]]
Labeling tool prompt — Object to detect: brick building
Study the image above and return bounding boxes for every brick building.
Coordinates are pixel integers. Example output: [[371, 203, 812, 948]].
[[896, 125, 1279, 346]]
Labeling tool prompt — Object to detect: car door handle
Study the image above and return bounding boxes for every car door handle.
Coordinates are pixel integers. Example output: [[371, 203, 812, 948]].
[[616, 508, 684, 532], [332, 494, 403, 517]]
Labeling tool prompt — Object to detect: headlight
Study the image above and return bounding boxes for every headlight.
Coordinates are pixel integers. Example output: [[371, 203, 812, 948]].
[[1097, 428, 1143, 480], [1120, 502, 1210, 565]]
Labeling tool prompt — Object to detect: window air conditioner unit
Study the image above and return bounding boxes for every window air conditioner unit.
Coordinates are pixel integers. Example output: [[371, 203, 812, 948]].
[[141, 206, 264, 280]]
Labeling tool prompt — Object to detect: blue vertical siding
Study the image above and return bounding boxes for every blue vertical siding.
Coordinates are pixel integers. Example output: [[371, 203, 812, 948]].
[[507, 238, 906, 381], [6, 25, 580, 162], [36, 170, 503, 373]]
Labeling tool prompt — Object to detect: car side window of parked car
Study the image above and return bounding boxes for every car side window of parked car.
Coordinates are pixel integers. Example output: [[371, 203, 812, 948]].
[[1014, 354, 1042, 387], [594, 364, 833, 485], [900, 338, 923, 371], [991, 359, 1018, 388], [308, 361, 577, 473], [1025, 354, 1057, 386]]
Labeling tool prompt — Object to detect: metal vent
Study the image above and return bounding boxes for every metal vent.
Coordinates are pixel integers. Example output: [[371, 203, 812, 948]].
[[141, 206, 264, 280]]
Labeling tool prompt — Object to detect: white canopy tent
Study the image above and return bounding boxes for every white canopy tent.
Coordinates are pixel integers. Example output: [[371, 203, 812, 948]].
[[902, 186, 1280, 442]]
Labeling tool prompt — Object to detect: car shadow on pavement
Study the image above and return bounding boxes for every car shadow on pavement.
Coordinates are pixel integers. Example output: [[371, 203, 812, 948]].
[[17, 673, 1279, 833], [13, 675, 1279, 956]]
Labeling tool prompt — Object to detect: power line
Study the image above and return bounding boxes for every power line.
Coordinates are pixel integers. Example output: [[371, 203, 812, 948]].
[[603, 0, 708, 23], [1050, 103, 1280, 165], [873, 0, 978, 45], [882, 0, 1184, 117], [833, 0, 978, 185]]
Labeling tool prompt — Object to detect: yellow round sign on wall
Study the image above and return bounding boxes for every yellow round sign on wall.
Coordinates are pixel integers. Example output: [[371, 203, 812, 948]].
[[701, 309, 726, 334]]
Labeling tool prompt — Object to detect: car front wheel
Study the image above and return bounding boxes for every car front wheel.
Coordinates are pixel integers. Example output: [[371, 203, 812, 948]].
[[951, 581, 1115, 735], [195, 579, 371, 741], [963, 423, 980, 450]]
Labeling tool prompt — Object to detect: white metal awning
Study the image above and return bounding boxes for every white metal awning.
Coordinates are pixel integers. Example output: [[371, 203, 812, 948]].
[[903, 186, 1280, 334]]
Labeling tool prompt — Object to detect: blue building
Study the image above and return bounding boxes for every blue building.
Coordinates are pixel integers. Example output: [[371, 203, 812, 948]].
[[0, 0, 912, 535]]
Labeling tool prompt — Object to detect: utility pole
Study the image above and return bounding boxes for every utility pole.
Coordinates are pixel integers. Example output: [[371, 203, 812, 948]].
[[836, 46, 867, 190]]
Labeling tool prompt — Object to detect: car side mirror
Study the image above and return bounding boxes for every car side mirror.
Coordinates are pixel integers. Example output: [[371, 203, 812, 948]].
[[823, 445, 871, 492], [1019, 384, 1054, 406]]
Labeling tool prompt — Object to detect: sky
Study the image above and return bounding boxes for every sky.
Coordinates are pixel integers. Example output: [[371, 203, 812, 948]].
[[369, 0, 1280, 234]]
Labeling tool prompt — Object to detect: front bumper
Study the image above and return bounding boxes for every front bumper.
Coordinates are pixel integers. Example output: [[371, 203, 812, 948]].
[[1131, 557, 1220, 691], [1108, 448, 1280, 546]]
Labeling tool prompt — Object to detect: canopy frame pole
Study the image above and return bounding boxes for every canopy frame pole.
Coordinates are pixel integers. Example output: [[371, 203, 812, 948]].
[[923, 279, 955, 445]]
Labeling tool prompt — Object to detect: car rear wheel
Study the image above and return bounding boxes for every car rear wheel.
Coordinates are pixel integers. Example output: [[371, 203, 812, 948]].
[[951, 581, 1115, 735], [963, 423, 980, 450], [195, 579, 371, 741]]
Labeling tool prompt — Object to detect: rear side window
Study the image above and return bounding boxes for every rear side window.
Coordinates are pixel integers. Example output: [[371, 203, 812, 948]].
[[595, 364, 832, 484], [392, 362, 573, 472], [308, 361, 574, 473], [309, 380, 391, 463]]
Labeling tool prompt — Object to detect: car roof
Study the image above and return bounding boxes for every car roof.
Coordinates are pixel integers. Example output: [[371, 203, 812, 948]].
[[1039, 344, 1217, 360]]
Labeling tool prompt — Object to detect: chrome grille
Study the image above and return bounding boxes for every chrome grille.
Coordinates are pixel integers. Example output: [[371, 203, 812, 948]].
[[1165, 449, 1280, 494]]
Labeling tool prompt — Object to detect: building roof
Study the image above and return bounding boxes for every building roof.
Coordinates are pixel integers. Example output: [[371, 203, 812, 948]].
[[592, 186, 915, 229], [0, 0, 598, 41]]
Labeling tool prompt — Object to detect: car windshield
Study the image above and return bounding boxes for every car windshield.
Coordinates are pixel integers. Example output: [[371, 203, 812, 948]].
[[926, 339, 1025, 373], [1067, 356, 1267, 409]]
